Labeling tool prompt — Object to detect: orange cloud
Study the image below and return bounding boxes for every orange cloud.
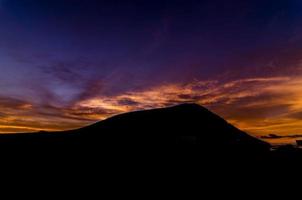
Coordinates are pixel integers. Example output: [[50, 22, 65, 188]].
[[73, 76, 302, 144], [3, 75, 302, 145]]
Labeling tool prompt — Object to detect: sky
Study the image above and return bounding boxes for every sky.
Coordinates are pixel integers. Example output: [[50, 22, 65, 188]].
[[1, 0, 302, 144]]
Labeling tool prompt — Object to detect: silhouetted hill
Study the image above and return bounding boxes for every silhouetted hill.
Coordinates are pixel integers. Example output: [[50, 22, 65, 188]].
[[0, 104, 298, 197], [2, 103, 302, 178], [72, 103, 270, 150], [0, 104, 270, 153]]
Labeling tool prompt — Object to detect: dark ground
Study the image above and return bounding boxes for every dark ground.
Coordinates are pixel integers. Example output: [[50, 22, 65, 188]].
[[0, 104, 301, 180], [0, 104, 301, 194]]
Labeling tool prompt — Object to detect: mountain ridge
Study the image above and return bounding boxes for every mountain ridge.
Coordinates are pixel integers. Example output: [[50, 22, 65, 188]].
[[77, 103, 269, 149], [0, 103, 270, 154]]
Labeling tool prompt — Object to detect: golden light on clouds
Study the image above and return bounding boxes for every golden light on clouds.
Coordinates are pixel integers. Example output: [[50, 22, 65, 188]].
[[2, 75, 302, 144]]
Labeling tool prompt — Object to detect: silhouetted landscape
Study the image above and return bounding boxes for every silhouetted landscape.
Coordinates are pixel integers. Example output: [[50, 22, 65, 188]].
[[3, 0, 302, 186], [1, 103, 301, 164], [0, 104, 266, 146]]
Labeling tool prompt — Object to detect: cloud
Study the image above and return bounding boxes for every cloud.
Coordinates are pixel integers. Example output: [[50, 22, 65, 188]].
[[0, 95, 94, 133], [0, 96, 31, 109], [73, 76, 291, 122], [68, 75, 302, 145], [261, 134, 302, 140], [117, 98, 140, 106], [3, 74, 302, 143]]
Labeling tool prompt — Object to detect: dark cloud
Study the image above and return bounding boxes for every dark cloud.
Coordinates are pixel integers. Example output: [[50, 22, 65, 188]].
[[117, 98, 140, 106], [44, 62, 82, 84], [72, 79, 104, 103], [287, 111, 302, 120], [261, 134, 302, 140], [0, 96, 31, 109], [1, 0, 302, 140], [178, 94, 204, 101]]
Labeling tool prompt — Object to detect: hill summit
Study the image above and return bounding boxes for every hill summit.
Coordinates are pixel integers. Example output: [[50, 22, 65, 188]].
[[0, 103, 270, 153]]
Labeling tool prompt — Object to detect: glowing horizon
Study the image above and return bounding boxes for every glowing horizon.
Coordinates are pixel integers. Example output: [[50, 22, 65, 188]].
[[1, 0, 302, 144], [2, 75, 302, 144]]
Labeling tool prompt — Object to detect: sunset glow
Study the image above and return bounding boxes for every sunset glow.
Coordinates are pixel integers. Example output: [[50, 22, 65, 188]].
[[1, 0, 302, 144]]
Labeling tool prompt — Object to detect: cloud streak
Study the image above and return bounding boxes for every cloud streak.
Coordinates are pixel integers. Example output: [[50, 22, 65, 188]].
[[1, 0, 302, 147], [2, 74, 302, 145], [71, 76, 301, 141]]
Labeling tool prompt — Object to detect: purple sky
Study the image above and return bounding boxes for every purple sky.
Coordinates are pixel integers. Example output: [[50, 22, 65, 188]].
[[1, 0, 302, 144]]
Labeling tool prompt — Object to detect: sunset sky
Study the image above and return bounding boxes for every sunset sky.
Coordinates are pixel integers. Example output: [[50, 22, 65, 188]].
[[1, 0, 302, 144]]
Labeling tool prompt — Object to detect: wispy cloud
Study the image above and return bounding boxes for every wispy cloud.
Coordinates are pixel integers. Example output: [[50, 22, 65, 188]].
[[72, 76, 293, 130], [70, 75, 302, 145], [2, 74, 302, 146]]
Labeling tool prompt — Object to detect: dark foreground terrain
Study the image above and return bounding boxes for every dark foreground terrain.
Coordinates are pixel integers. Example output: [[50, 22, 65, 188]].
[[0, 104, 302, 170], [1, 103, 302, 188], [0, 104, 269, 149]]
